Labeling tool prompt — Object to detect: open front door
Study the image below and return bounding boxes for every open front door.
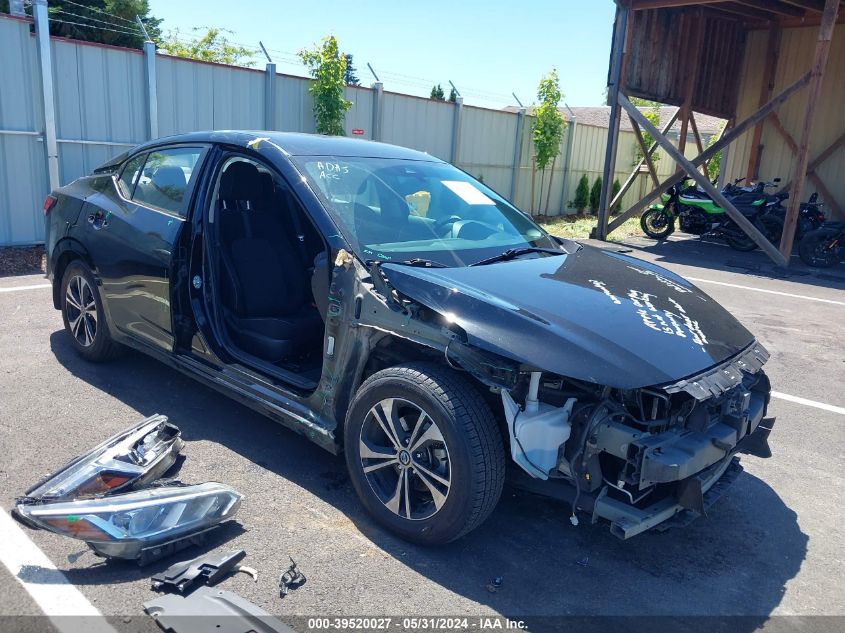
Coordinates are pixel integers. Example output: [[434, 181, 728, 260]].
[[87, 145, 208, 353]]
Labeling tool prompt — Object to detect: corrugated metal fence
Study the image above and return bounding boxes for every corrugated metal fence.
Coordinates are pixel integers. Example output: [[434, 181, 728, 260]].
[[1, 13, 662, 246]]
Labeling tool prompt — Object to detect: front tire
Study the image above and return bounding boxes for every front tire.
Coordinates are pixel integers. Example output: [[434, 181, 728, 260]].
[[60, 261, 120, 362], [640, 208, 675, 239], [344, 363, 505, 544], [799, 228, 843, 268]]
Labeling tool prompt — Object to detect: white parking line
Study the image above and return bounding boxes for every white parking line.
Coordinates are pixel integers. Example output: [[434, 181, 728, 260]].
[[771, 391, 845, 416], [0, 283, 51, 293], [686, 276, 845, 307], [0, 511, 117, 632]]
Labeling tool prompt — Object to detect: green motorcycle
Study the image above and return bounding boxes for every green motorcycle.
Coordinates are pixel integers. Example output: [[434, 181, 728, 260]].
[[640, 178, 785, 252]]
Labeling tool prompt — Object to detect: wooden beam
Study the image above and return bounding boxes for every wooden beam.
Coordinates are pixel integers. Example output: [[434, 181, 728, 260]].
[[596, 5, 629, 240], [808, 173, 843, 217], [806, 130, 845, 171], [709, 2, 779, 20], [768, 112, 798, 152], [746, 25, 782, 181], [619, 93, 788, 266], [779, 0, 839, 259], [609, 108, 680, 209], [767, 117, 845, 217], [607, 71, 812, 233], [631, 0, 728, 9], [780, 0, 825, 12], [736, 0, 805, 15], [778, 129, 844, 182], [675, 10, 705, 170], [630, 118, 661, 187], [688, 112, 709, 175]]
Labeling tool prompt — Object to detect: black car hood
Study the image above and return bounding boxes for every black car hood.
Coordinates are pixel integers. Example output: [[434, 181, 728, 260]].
[[381, 246, 755, 389]]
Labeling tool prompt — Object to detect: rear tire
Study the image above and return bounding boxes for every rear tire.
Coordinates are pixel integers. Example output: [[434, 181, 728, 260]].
[[640, 208, 675, 239], [60, 261, 121, 362], [799, 228, 842, 268], [344, 362, 505, 545]]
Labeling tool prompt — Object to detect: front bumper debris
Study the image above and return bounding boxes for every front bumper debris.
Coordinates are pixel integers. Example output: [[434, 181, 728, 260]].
[[591, 417, 774, 539]]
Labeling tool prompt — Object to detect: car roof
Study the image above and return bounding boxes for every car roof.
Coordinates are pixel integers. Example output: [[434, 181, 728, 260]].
[[132, 131, 442, 161]]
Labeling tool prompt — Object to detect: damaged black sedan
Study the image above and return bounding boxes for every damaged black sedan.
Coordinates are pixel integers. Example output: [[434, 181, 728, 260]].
[[44, 131, 774, 544]]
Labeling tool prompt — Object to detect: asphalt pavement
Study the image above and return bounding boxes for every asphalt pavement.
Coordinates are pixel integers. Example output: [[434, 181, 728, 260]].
[[0, 235, 843, 632]]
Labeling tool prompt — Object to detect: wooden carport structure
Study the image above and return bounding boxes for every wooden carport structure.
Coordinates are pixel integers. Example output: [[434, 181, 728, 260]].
[[595, 0, 843, 267]]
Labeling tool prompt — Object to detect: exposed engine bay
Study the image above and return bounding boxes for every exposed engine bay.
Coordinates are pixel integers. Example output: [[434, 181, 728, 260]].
[[501, 343, 774, 538]]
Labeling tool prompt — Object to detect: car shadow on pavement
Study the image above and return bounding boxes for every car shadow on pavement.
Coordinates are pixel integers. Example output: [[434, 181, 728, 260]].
[[48, 331, 808, 623], [594, 234, 845, 293]]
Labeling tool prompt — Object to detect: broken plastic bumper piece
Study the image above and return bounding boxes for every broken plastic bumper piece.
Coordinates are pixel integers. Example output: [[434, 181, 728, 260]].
[[18, 414, 183, 502], [152, 549, 255, 593], [13, 482, 241, 562]]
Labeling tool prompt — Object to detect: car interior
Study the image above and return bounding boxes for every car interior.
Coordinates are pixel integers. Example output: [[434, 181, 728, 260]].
[[208, 157, 328, 387]]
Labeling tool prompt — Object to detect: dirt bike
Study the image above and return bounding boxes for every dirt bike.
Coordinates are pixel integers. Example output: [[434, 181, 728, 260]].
[[798, 222, 845, 268], [640, 177, 784, 252]]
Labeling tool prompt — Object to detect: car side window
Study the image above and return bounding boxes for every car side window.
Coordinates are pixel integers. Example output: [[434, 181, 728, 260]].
[[131, 147, 203, 217], [117, 154, 147, 199]]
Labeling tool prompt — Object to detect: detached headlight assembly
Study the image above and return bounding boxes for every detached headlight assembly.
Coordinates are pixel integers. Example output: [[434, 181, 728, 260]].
[[13, 482, 242, 562], [20, 414, 183, 502]]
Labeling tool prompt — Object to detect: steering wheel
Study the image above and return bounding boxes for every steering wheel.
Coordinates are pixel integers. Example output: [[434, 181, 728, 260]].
[[433, 215, 463, 236]]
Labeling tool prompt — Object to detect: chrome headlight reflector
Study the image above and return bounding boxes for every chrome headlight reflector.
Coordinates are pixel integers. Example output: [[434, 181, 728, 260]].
[[21, 414, 183, 502], [14, 483, 242, 561]]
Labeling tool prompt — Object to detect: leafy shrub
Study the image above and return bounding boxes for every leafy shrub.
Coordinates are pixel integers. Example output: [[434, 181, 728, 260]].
[[574, 175, 590, 213], [589, 176, 603, 214]]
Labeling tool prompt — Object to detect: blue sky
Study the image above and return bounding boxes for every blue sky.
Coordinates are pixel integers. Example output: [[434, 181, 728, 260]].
[[148, 0, 616, 110]]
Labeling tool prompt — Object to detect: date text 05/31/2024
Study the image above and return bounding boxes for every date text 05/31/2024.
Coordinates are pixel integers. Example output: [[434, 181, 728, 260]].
[[307, 617, 529, 630]]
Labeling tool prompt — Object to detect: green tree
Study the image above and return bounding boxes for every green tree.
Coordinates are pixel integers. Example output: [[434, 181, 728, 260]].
[[430, 84, 445, 101], [159, 27, 253, 65], [299, 36, 352, 136], [630, 97, 662, 166], [589, 176, 603, 214], [344, 54, 360, 86], [532, 68, 566, 213], [574, 175, 590, 213], [611, 178, 622, 213], [448, 86, 458, 103], [16, 0, 163, 50], [705, 120, 726, 181]]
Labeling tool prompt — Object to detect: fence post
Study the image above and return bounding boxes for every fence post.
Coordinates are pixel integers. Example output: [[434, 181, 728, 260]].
[[142, 40, 158, 139], [510, 107, 525, 201], [264, 63, 277, 130], [33, 0, 59, 191], [371, 82, 384, 141], [450, 96, 464, 164]]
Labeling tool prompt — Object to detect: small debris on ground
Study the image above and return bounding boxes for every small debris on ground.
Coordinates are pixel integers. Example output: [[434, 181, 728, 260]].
[[279, 557, 306, 598]]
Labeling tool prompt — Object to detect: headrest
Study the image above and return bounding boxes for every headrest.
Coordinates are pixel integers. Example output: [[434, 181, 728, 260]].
[[151, 166, 186, 197], [374, 178, 409, 225], [220, 161, 262, 205], [257, 172, 275, 208]]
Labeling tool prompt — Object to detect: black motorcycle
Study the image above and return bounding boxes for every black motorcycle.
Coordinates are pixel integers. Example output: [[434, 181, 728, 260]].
[[799, 221, 845, 268]]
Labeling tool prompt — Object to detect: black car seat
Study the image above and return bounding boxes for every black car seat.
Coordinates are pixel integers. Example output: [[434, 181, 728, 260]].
[[216, 161, 323, 363], [353, 178, 411, 246]]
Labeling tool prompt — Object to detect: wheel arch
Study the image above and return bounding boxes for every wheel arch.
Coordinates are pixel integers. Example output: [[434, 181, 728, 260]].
[[51, 238, 95, 310], [336, 333, 510, 453]]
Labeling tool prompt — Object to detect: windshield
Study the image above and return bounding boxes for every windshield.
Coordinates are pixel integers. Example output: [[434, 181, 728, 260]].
[[293, 156, 558, 267]]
